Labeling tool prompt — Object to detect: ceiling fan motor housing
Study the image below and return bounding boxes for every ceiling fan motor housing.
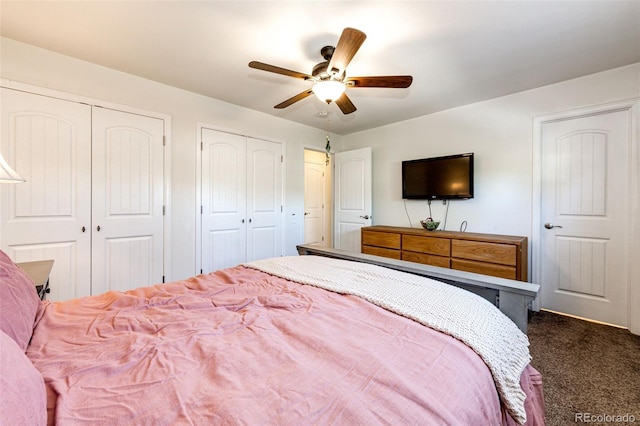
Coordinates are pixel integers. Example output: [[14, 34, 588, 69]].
[[312, 61, 332, 80], [313, 46, 342, 81], [320, 46, 335, 60]]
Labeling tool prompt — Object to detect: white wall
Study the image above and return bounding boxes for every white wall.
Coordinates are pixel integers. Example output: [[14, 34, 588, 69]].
[[342, 64, 639, 241], [0, 37, 343, 281], [2, 36, 637, 281]]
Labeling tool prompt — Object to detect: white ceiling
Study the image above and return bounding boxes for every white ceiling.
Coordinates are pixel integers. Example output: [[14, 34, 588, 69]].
[[1, 1, 639, 135]]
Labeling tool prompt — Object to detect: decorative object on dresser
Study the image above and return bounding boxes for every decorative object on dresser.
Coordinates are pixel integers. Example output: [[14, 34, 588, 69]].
[[361, 226, 528, 281], [16, 260, 54, 300], [420, 217, 440, 231]]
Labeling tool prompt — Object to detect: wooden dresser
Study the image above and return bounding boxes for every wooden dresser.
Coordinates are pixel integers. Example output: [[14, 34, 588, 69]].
[[361, 226, 528, 281]]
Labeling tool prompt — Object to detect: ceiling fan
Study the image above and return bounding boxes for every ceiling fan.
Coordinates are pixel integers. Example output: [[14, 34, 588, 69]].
[[248, 28, 413, 114]]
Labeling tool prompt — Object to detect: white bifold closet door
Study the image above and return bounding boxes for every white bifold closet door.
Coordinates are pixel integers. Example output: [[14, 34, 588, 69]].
[[0, 88, 164, 300], [200, 128, 283, 273], [1, 88, 92, 300]]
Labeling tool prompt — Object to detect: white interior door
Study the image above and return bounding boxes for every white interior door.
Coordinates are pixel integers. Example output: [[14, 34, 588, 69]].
[[246, 137, 282, 262], [304, 150, 325, 245], [91, 107, 164, 294], [0, 88, 92, 301], [334, 147, 372, 252], [201, 129, 247, 272], [200, 130, 282, 272], [540, 109, 630, 327]]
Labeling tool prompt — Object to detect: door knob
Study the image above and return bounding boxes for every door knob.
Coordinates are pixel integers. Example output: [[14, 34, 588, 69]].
[[304, 212, 310, 216], [96, 225, 101, 232], [544, 223, 563, 229], [360, 215, 370, 220]]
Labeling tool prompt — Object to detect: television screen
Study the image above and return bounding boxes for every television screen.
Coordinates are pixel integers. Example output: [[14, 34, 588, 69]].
[[402, 153, 474, 200]]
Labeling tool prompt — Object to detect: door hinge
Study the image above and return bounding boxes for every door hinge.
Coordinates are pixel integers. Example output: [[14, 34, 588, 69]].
[[201, 205, 204, 214], [162, 205, 166, 216], [201, 141, 204, 151], [281, 205, 283, 212], [162, 275, 165, 283], [281, 155, 284, 163], [163, 135, 166, 146]]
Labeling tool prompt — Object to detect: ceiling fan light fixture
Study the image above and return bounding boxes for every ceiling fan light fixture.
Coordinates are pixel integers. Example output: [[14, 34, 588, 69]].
[[312, 80, 346, 104], [250, 28, 411, 114]]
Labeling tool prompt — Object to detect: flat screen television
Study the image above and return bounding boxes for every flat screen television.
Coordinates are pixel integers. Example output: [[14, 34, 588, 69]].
[[402, 153, 474, 200]]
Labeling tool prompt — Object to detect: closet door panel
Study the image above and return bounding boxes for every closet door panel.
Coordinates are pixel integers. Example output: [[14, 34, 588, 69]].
[[0, 88, 91, 301], [201, 129, 247, 272], [104, 236, 154, 292], [246, 137, 282, 262], [91, 107, 164, 295], [207, 229, 244, 272]]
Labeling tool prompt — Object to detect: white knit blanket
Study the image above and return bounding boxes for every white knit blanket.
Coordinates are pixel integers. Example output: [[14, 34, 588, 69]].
[[244, 255, 531, 424]]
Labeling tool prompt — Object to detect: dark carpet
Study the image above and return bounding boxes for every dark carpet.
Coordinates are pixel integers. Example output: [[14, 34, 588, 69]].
[[527, 311, 640, 425]]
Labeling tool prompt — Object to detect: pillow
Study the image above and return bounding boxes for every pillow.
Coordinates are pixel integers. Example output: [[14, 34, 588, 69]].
[[0, 250, 44, 351], [0, 330, 47, 424]]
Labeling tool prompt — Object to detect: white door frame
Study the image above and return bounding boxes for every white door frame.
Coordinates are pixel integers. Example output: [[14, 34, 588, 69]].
[[0, 78, 172, 283], [532, 99, 639, 334]]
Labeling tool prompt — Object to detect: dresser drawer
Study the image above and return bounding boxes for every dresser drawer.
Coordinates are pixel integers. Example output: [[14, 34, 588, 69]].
[[451, 258, 517, 280], [362, 231, 401, 249], [451, 239, 516, 266], [362, 245, 401, 260], [402, 251, 450, 268], [360, 226, 527, 281], [402, 235, 450, 256]]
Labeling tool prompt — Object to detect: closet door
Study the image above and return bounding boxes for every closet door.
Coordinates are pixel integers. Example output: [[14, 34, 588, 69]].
[[201, 129, 247, 271], [91, 107, 164, 294], [0, 88, 92, 300], [246, 137, 282, 262]]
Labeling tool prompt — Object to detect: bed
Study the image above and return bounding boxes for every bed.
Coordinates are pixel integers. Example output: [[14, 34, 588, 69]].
[[0, 248, 544, 425]]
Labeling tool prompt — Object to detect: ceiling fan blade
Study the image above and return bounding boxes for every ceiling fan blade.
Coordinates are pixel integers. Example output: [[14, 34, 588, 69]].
[[327, 28, 366, 77], [345, 76, 413, 88], [335, 93, 357, 115], [249, 61, 313, 80], [274, 89, 314, 109]]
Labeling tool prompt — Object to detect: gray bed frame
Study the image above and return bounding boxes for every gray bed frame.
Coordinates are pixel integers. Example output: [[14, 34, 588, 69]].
[[296, 244, 540, 333]]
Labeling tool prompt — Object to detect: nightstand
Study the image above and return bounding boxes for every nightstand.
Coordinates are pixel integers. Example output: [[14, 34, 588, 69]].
[[16, 260, 54, 300]]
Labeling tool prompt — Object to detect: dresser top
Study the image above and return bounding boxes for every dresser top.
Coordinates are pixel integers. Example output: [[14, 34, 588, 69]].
[[362, 226, 527, 244]]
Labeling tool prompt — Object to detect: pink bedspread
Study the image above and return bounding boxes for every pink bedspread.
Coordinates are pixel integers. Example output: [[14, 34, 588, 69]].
[[27, 265, 544, 425]]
